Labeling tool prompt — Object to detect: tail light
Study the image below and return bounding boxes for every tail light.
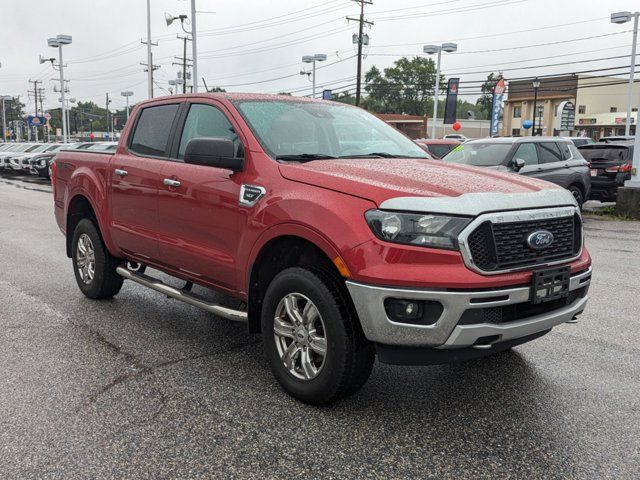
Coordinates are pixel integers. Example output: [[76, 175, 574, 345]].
[[50, 160, 57, 194], [605, 163, 632, 173]]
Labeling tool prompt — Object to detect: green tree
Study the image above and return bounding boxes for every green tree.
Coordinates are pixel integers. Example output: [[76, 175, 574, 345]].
[[475, 72, 503, 120], [333, 90, 356, 105], [363, 57, 445, 115]]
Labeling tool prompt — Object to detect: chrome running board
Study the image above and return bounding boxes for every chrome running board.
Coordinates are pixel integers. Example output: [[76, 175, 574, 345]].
[[116, 266, 247, 323]]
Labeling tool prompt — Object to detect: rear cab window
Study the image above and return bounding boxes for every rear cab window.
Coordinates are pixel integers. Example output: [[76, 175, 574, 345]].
[[129, 104, 180, 157]]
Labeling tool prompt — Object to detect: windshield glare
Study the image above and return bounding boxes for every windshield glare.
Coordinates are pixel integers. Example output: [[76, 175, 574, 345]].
[[443, 142, 512, 166], [234, 100, 428, 159]]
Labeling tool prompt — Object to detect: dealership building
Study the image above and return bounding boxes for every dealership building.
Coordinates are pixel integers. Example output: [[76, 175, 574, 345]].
[[501, 74, 639, 139]]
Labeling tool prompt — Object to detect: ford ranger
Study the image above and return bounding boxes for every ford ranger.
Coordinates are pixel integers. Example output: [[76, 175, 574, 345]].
[[52, 93, 592, 404]]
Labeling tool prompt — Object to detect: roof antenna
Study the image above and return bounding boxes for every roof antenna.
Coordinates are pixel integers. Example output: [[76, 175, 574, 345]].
[[202, 77, 210, 92]]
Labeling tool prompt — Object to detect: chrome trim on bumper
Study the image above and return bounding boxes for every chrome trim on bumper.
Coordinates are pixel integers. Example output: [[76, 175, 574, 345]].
[[346, 267, 591, 348], [458, 206, 583, 275], [439, 296, 587, 349]]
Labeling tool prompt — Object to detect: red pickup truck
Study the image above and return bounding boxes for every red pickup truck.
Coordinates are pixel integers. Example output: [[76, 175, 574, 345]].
[[52, 93, 592, 404]]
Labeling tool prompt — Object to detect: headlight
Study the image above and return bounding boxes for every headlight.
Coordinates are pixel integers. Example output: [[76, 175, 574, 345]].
[[365, 210, 472, 250]]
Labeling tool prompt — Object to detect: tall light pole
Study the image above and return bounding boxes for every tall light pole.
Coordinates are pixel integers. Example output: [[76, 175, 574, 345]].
[[1, 95, 9, 143], [121, 91, 133, 121], [191, 0, 198, 93], [146, 0, 153, 98], [532, 78, 541, 137], [611, 11, 639, 137], [48, 34, 72, 143], [302, 54, 327, 98], [424, 42, 457, 139]]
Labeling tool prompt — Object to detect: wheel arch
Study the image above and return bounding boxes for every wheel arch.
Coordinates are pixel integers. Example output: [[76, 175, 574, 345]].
[[65, 194, 111, 258], [246, 233, 345, 334]]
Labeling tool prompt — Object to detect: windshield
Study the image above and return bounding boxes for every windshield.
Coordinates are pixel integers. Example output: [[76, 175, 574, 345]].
[[580, 146, 630, 162], [29, 145, 49, 153], [233, 100, 428, 160], [442, 142, 512, 166]]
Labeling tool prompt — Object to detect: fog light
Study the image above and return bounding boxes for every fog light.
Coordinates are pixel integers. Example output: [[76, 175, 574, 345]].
[[384, 299, 443, 325]]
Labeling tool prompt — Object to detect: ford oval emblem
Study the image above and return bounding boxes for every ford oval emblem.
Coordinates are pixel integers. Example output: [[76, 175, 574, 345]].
[[526, 230, 554, 250]]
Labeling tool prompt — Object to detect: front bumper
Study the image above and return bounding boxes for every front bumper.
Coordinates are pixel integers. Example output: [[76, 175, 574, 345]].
[[346, 267, 591, 349]]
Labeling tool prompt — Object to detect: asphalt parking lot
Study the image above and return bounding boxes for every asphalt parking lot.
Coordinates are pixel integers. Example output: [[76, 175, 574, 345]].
[[1, 174, 639, 479]]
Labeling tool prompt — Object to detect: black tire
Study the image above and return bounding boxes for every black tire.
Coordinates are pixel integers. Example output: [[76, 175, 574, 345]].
[[261, 267, 374, 405], [569, 185, 584, 209], [71, 218, 123, 299]]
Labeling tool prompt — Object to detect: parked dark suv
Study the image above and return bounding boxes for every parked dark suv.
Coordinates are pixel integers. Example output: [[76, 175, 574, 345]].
[[442, 137, 591, 207], [578, 140, 633, 202]]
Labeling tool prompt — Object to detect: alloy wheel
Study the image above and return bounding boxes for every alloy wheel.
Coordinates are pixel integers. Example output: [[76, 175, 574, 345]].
[[76, 233, 96, 284], [273, 293, 327, 380]]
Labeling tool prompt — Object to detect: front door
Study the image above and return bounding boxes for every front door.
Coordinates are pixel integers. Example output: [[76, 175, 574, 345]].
[[157, 102, 245, 292], [109, 103, 181, 261]]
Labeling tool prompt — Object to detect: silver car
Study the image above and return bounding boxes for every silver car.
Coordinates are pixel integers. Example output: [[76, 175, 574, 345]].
[[442, 137, 591, 207]]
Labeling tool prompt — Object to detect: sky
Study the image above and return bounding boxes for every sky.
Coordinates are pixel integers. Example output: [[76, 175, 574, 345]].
[[1, 0, 639, 114]]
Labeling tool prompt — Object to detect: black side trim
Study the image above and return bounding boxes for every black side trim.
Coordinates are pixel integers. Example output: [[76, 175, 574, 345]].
[[375, 330, 551, 366]]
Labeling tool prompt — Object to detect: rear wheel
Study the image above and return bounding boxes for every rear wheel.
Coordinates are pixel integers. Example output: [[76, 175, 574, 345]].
[[261, 267, 374, 405], [71, 219, 123, 299], [569, 185, 584, 209]]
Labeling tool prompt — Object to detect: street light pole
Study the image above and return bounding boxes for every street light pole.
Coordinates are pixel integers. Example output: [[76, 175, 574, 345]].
[[48, 35, 72, 143], [121, 91, 133, 121], [532, 78, 540, 137], [1, 96, 8, 143], [424, 43, 457, 139], [611, 11, 640, 137], [302, 54, 327, 98], [432, 48, 442, 139], [191, 0, 198, 93]]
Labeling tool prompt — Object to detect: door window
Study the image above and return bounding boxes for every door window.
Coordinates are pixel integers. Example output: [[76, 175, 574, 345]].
[[178, 104, 241, 159], [537, 142, 563, 164], [129, 104, 179, 156], [513, 143, 538, 165], [557, 142, 573, 160]]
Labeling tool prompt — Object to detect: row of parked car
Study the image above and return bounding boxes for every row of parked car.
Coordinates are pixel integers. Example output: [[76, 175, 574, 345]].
[[415, 136, 634, 207], [0, 141, 117, 179]]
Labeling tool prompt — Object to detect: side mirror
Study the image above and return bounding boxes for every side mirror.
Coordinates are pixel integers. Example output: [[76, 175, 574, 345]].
[[184, 137, 243, 171], [512, 158, 526, 171]]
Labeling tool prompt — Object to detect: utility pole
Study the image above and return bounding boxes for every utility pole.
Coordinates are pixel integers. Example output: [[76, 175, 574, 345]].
[[29, 79, 42, 141], [173, 35, 192, 94], [106, 93, 111, 140], [347, 0, 373, 107], [145, 0, 154, 98]]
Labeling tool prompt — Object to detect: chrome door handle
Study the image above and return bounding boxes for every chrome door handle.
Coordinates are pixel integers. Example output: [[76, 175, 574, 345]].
[[163, 178, 181, 188], [115, 168, 128, 177]]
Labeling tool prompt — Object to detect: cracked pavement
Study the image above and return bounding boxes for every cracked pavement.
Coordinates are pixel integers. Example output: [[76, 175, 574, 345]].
[[1, 175, 639, 479]]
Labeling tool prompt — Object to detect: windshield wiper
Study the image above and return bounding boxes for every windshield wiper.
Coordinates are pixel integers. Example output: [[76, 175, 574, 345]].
[[275, 153, 338, 161], [340, 152, 426, 159]]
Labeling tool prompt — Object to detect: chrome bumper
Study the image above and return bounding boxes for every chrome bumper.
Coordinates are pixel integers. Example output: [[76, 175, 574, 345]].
[[346, 267, 591, 348]]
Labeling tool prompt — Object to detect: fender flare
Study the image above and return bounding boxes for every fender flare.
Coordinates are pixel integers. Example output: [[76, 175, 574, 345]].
[[243, 222, 344, 294]]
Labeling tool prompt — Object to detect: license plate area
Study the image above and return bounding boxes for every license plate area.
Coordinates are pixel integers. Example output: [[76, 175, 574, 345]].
[[531, 266, 570, 304]]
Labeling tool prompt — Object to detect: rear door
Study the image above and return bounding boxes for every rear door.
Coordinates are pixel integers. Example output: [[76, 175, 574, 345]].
[[532, 141, 567, 186], [109, 102, 181, 262], [157, 100, 246, 292]]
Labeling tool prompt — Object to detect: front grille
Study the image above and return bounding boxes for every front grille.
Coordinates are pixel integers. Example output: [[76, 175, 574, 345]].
[[467, 214, 581, 272]]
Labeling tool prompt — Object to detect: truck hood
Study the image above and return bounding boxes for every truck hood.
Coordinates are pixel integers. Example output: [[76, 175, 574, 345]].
[[278, 158, 557, 207]]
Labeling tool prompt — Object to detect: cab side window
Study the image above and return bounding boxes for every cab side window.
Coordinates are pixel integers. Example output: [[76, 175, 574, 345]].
[[557, 142, 573, 160], [178, 104, 242, 159], [538, 142, 563, 164], [129, 104, 179, 156], [513, 143, 538, 165]]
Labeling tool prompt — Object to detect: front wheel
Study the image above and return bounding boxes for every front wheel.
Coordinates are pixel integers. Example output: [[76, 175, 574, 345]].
[[261, 267, 375, 405], [71, 218, 123, 299]]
